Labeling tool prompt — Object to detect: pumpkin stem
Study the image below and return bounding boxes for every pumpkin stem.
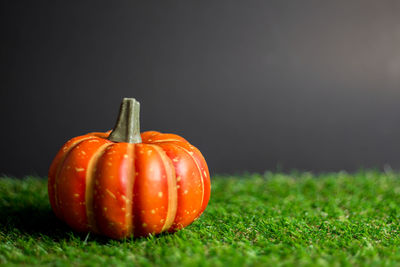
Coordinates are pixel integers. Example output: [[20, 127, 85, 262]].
[[108, 98, 142, 143]]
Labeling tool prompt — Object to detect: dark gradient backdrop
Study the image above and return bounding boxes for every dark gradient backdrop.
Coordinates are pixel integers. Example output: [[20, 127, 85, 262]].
[[1, 1, 400, 177]]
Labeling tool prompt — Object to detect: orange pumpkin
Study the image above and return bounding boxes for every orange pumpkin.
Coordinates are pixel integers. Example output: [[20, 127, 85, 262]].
[[48, 98, 211, 239]]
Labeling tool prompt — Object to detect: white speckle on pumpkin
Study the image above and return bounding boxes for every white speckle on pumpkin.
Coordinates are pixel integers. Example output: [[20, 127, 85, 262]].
[[121, 195, 130, 203], [142, 223, 147, 227], [74, 193, 79, 198], [151, 209, 155, 214], [81, 151, 86, 155], [173, 158, 179, 162], [176, 176, 181, 182], [107, 162, 112, 166], [123, 154, 128, 158], [158, 192, 163, 198], [105, 189, 116, 199], [203, 170, 207, 177], [103, 207, 108, 211], [75, 167, 85, 172], [184, 190, 188, 194]]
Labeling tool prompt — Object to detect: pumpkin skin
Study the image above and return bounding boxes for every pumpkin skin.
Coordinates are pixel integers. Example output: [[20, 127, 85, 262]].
[[48, 101, 210, 239]]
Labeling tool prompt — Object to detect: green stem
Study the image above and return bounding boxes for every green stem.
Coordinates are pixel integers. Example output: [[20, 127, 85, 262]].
[[108, 98, 142, 143]]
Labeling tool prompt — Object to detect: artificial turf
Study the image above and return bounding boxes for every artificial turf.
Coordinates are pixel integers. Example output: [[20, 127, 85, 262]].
[[1, 171, 400, 266]]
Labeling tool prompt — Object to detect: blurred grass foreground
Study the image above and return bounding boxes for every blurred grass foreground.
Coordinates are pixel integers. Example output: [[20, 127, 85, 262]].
[[1, 171, 400, 266]]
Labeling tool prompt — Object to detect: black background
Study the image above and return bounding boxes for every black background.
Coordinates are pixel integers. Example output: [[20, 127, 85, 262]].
[[1, 1, 400, 177]]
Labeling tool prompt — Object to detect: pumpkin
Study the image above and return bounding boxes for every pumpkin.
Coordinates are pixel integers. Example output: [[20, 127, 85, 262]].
[[48, 98, 211, 239]]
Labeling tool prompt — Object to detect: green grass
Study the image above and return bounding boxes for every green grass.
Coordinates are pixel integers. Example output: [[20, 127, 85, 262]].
[[2, 171, 400, 266]]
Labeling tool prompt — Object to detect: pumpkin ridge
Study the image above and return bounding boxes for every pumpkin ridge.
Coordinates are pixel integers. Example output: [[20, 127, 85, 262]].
[[181, 144, 211, 215], [170, 143, 205, 220], [85, 142, 113, 233], [53, 136, 96, 220], [150, 144, 178, 232], [125, 143, 135, 236]]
